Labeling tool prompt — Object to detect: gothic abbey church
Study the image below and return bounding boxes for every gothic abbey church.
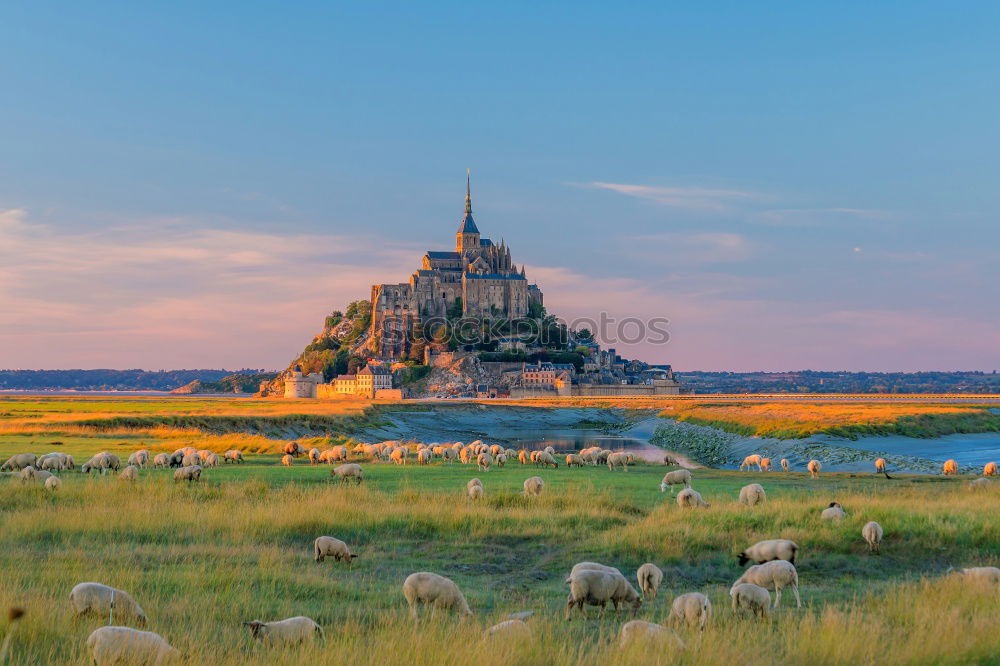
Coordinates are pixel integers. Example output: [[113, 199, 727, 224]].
[[370, 174, 543, 357]]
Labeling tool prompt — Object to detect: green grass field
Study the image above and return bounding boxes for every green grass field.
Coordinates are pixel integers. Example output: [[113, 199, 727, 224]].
[[0, 398, 998, 664]]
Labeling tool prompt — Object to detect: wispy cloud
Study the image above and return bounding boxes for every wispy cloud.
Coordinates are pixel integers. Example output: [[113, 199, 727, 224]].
[[576, 182, 763, 211], [753, 207, 895, 226], [625, 231, 755, 263]]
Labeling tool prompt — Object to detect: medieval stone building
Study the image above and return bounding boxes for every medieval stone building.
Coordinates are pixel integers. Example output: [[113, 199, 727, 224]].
[[370, 174, 543, 358]]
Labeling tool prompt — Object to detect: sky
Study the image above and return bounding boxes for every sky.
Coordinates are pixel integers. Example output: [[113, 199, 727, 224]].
[[1, 2, 998, 372]]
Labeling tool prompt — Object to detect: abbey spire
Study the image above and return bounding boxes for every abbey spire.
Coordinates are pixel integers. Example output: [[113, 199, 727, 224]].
[[456, 169, 480, 252]]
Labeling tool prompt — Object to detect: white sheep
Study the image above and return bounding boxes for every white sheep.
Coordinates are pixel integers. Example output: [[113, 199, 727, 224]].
[[243, 616, 324, 645], [535, 451, 558, 469], [281, 454, 294, 466], [70, 582, 147, 625], [390, 448, 408, 465], [659, 469, 692, 494], [224, 449, 244, 464], [19, 466, 52, 483], [957, 566, 1000, 586], [523, 476, 544, 496], [738, 483, 766, 506], [402, 572, 472, 619], [731, 560, 800, 608], [173, 465, 202, 483], [468, 484, 484, 500], [314, 536, 357, 564], [780, 458, 790, 472], [607, 452, 630, 471], [668, 592, 711, 630], [807, 460, 822, 478], [565, 569, 642, 620], [45, 475, 62, 491], [495, 453, 508, 467], [417, 449, 432, 465], [0, 453, 37, 471], [636, 563, 663, 600], [618, 620, 685, 649], [730, 583, 770, 618], [738, 539, 799, 566], [676, 488, 709, 508], [152, 453, 170, 468], [86, 626, 178, 665], [565, 454, 584, 468], [477, 452, 494, 471], [332, 463, 363, 484], [740, 455, 763, 471], [862, 521, 883, 554], [181, 453, 201, 468], [118, 465, 139, 482], [570, 562, 624, 578], [483, 619, 531, 639], [821, 501, 846, 520], [308, 448, 322, 464], [127, 450, 149, 468], [969, 478, 992, 490]]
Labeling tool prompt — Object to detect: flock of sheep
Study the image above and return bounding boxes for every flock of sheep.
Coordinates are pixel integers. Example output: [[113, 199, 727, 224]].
[[738, 453, 998, 486], [3, 439, 999, 664]]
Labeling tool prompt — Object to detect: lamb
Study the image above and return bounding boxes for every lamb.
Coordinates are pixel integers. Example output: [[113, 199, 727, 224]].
[[807, 460, 822, 478], [862, 521, 883, 554], [738, 539, 799, 566], [740, 454, 763, 471], [224, 449, 244, 464], [780, 458, 790, 472], [314, 536, 357, 564], [565, 454, 584, 468], [477, 452, 494, 471], [564, 569, 642, 620], [0, 453, 37, 471], [126, 450, 148, 468], [45, 475, 62, 491], [281, 454, 294, 466], [118, 465, 139, 482], [535, 451, 558, 469], [607, 452, 630, 471], [483, 619, 531, 639], [730, 583, 770, 618], [523, 476, 544, 496], [676, 488, 709, 508], [821, 501, 845, 520], [332, 463, 363, 484], [243, 616, 324, 645], [731, 560, 800, 608], [402, 572, 472, 619], [760, 458, 773, 472], [984, 461, 997, 477], [660, 469, 692, 494], [283, 441, 306, 457], [635, 563, 663, 600], [943, 459, 958, 475], [668, 592, 712, 630], [152, 453, 170, 468], [86, 627, 178, 665], [308, 448, 322, 464], [70, 582, 147, 625], [181, 453, 201, 467], [957, 566, 1000, 585], [875, 458, 886, 474], [173, 465, 202, 483], [739, 483, 766, 506], [618, 620, 685, 649]]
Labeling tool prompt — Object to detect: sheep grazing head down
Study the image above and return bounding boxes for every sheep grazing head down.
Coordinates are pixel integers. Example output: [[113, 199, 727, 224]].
[[737, 552, 751, 567], [243, 621, 266, 639]]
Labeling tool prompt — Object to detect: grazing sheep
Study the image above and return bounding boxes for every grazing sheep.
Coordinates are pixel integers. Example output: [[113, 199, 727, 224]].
[[943, 459, 958, 475], [875, 458, 886, 474], [198, 450, 214, 464], [118, 465, 139, 482], [477, 452, 494, 471], [37, 454, 65, 472], [173, 465, 202, 483], [181, 453, 201, 468], [0, 453, 37, 471], [618, 620, 684, 649], [441, 447, 458, 463], [807, 460, 822, 478], [417, 449, 432, 465], [598, 450, 612, 463], [402, 572, 472, 619], [662, 453, 678, 465], [167, 452, 185, 468], [243, 616, 324, 645], [332, 463, 363, 484], [676, 488, 709, 508], [18, 466, 46, 483], [204, 453, 220, 467], [760, 458, 773, 472], [459, 447, 473, 464], [483, 619, 531, 639], [544, 446, 555, 456], [740, 454, 763, 471], [467, 478, 483, 491], [958, 566, 1000, 586], [668, 592, 712, 630], [518, 450, 529, 465], [565, 570, 642, 620], [984, 461, 997, 477], [495, 453, 508, 467], [152, 453, 170, 468], [636, 563, 663, 600], [283, 441, 306, 457], [730, 583, 770, 618], [308, 448, 322, 464], [535, 451, 558, 469], [224, 449, 244, 464], [738, 483, 767, 506], [732, 560, 800, 608], [569, 562, 624, 578], [82, 453, 116, 474], [70, 583, 147, 625], [523, 476, 544, 496], [468, 484, 484, 500], [969, 478, 992, 490], [86, 627, 178, 665], [490, 444, 503, 456], [607, 452, 630, 472], [281, 454, 294, 466], [780, 458, 790, 472], [45, 475, 62, 491], [821, 501, 846, 520], [862, 521, 883, 554], [565, 454, 584, 468], [660, 469, 692, 494], [529, 450, 541, 465], [738, 539, 799, 566], [314, 536, 357, 564]]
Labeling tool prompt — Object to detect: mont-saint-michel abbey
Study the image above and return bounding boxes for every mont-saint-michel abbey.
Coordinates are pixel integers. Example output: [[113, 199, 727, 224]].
[[280, 175, 686, 399]]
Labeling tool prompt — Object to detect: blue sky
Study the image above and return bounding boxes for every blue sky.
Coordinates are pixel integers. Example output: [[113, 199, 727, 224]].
[[1, 2, 998, 371]]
